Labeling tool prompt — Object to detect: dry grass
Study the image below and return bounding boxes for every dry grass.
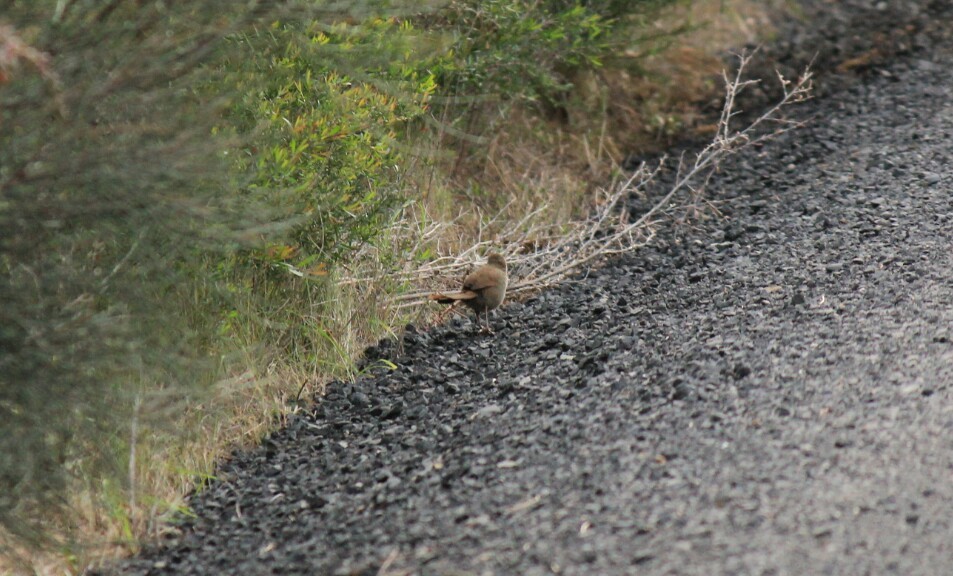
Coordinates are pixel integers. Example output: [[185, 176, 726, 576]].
[[393, 50, 812, 306], [407, 0, 790, 263], [7, 2, 802, 574], [381, 1, 798, 301]]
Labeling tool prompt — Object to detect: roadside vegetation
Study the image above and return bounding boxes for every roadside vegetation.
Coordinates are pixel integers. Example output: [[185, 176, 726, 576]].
[[0, 0, 785, 572]]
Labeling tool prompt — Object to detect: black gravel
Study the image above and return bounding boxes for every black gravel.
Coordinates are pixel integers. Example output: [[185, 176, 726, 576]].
[[109, 3, 953, 575]]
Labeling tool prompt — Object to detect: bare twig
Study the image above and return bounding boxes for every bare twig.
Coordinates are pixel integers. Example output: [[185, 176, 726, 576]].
[[0, 23, 65, 115], [309, 52, 812, 316], [129, 392, 141, 516], [379, 52, 812, 308]]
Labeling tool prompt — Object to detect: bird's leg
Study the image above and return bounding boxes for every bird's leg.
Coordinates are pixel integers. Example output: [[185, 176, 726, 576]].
[[480, 309, 494, 334]]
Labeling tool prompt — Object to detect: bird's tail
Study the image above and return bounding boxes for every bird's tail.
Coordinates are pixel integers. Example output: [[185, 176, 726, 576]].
[[429, 291, 477, 305]]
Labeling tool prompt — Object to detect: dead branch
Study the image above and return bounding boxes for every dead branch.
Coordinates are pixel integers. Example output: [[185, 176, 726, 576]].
[[365, 52, 813, 309]]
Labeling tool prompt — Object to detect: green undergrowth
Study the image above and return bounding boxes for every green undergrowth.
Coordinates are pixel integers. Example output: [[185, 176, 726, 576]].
[[211, 0, 684, 383]]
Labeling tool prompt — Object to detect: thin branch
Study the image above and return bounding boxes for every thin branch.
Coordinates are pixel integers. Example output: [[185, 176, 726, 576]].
[[352, 52, 813, 310]]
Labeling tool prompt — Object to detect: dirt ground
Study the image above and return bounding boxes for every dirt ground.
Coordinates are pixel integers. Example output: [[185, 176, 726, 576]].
[[107, 2, 953, 574]]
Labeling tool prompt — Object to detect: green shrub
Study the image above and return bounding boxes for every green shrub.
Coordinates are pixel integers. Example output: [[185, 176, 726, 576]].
[[208, 17, 440, 368], [0, 0, 293, 550], [422, 0, 610, 109], [231, 18, 436, 269], [418, 1, 679, 112]]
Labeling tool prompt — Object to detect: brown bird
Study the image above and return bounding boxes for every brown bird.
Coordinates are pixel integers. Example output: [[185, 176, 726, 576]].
[[429, 253, 508, 332]]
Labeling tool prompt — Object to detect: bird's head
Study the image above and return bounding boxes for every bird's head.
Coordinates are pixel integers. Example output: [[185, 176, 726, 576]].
[[487, 253, 507, 272]]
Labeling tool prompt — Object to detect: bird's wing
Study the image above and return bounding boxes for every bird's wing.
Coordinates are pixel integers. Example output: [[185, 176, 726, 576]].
[[462, 268, 504, 292]]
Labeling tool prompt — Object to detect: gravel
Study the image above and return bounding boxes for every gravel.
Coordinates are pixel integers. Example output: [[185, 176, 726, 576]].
[[106, 2, 953, 575]]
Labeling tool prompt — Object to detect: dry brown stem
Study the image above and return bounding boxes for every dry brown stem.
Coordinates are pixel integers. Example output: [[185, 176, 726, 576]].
[[388, 51, 812, 307]]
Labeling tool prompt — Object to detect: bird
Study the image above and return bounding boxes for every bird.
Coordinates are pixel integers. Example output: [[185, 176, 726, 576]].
[[429, 253, 508, 332]]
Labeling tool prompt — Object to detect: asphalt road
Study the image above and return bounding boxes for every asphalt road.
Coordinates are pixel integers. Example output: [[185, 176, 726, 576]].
[[110, 5, 953, 576]]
